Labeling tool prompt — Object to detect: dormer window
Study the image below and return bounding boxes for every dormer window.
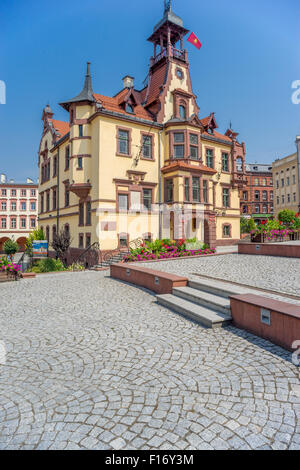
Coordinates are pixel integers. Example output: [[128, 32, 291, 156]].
[[179, 105, 186, 120], [208, 128, 214, 135], [125, 104, 134, 114]]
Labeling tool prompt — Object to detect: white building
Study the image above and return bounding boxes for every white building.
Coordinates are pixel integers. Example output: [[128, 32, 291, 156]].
[[0, 174, 38, 252]]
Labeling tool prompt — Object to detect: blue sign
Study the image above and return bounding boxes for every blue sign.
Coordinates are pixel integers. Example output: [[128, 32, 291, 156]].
[[32, 240, 48, 258]]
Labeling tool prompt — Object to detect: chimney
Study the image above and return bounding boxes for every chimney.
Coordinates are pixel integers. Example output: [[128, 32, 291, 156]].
[[0, 174, 6, 184], [122, 76, 134, 89], [9, 179, 14, 183]]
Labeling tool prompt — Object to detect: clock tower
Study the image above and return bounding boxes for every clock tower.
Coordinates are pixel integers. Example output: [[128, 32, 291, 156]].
[[144, 0, 199, 123]]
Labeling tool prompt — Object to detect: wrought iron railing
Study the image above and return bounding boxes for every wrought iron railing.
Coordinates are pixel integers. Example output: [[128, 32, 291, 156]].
[[129, 237, 144, 251], [153, 47, 185, 65], [72, 242, 101, 269], [171, 47, 185, 61], [98, 238, 144, 267]]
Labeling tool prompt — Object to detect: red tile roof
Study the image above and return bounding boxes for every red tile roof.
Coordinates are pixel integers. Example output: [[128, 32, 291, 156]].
[[145, 64, 167, 106], [161, 161, 217, 175], [50, 119, 70, 138], [202, 130, 232, 143], [200, 116, 211, 127], [93, 92, 154, 121]]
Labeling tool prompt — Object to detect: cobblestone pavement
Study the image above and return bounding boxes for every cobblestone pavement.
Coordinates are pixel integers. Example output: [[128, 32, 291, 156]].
[[139, 254, 300, 297], [0, 271, 299, 450]]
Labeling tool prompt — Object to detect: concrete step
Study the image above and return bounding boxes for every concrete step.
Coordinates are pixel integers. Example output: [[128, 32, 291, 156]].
[[156, 294, 232, 329], [173, 286, 231, 315], [188, 278, 248, 299]]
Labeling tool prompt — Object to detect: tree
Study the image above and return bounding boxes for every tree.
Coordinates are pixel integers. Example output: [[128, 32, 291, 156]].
[[3, 239, 19, 258], [240, 217, 256, 234], [25, 228, 46, 256], [51, 229, 71, 264], [278, 209, 297, 226]]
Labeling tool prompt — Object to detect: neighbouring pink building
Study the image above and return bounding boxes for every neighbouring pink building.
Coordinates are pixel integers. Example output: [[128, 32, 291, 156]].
[[0, 174, 38, 252]]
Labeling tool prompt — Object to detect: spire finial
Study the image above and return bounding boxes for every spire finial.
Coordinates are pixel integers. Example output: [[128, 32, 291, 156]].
[[164, 0, 172, 13], [86, 61, 91, 76], [82, 61, 93, 98]]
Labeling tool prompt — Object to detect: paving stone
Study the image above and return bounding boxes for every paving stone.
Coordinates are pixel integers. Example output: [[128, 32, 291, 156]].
[[0, 270, 298, 451], [110, 437, 126, 450]]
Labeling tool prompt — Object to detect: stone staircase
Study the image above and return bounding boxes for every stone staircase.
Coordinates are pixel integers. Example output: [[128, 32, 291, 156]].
[[157, 278, 235, 329], [91, 251, 128, 269]]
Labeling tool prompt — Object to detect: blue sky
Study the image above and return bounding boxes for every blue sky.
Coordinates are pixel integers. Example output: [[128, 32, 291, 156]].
[[0, 0, 299, 181]]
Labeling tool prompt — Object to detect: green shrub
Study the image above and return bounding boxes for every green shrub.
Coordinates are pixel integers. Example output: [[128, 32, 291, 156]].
[[278, 209, 297, 226], [3, 239, 19, 257], [241, 217, 256, 234], [67, 262, 85, 271], [31, 258, 64, 273]]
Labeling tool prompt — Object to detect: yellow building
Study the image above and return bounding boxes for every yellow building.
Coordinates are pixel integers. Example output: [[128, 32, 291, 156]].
[[272, 139, 300, 217], [38, 3, 246, 261]]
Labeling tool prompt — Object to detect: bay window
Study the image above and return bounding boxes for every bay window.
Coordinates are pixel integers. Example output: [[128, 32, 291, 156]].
[[166, 179, 173, 203], [189, 134, 199, 160], [192, 177, 200, 202], [184, 178, 190, 201], [173, 132, 185, 158]]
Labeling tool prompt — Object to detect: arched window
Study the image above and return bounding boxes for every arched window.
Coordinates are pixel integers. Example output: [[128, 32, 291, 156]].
[[52, 225, 56, 241], [46, 226, 50, 242], [64, 224, 70, 238], [179, 105, 186, 120]]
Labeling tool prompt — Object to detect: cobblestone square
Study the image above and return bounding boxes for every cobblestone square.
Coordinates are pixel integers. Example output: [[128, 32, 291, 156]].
[[0, 268, 299, 450]]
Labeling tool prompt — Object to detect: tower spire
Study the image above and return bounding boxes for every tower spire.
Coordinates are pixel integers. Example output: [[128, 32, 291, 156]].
[[59, 62, 95, 110], [164, 0, 172, 13]]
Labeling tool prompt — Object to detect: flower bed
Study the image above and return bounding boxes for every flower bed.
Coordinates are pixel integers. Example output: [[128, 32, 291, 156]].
[[122, 238, 215, 263], [250, 228, 300, 243], [0, 258, 21, 281], [250, 211, 300, 243]]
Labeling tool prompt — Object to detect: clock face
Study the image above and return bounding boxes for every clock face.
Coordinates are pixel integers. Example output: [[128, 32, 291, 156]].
[[176, 69, 183, 79]]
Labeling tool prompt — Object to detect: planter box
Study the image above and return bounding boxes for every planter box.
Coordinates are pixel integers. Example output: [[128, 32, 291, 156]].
[[21, 272, 36, 279], [0, 271, 8, 282], [0, 271, 16, 283]]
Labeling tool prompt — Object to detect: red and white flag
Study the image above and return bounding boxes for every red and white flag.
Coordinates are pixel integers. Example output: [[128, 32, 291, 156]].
[[187, 32, 202, 50]]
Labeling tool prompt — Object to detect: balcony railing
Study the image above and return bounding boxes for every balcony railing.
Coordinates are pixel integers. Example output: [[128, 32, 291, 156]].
[[153, 47, 186, 65]]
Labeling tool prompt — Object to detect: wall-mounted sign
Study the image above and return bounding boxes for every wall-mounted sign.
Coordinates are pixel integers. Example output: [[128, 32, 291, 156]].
[[32, 240, 48, 258]]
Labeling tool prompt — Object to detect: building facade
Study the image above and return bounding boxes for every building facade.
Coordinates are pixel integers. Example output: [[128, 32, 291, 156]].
[[0, 175, 38, 252], [272, 142, 300, 217], [38, 3, 246, 258], [240, 164, 274, 223]]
